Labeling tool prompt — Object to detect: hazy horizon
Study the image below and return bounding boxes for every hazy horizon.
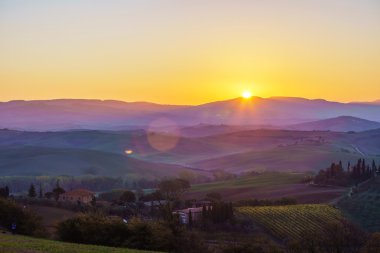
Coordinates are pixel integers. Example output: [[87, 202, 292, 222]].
[[0, 95, 379, 106]]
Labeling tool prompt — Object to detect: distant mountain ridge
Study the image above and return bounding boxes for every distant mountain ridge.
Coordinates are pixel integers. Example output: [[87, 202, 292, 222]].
[[1, 97, 380, 131], [288, 116, 380, 132]]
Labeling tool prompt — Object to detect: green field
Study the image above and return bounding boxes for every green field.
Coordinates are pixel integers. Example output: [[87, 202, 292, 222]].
[[191, 172, 307, 192], [188, 172, 346, 203], [237, 204, 343, 241], [0, 234, 157, 253], [338, 177, 380, 232]]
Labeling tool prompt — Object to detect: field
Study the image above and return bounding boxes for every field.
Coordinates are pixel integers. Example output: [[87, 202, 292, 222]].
[[338, 177, 380, 232], [237, 204, 343, 241], [187, 172, 346, 203], [1, 129, 380, 179], [0, 234, 157, 253], [28, 205, 77, 236]]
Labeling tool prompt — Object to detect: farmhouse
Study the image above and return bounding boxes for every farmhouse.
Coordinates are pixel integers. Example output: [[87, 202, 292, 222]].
[[173, 207, 204, 224], [59, 189, 94, 204]]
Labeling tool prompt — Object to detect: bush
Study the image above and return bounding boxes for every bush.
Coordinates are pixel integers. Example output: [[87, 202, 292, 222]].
[[57, 214, 129, 247], [57, 214, 208, 252], [0, 198, 44, 236]]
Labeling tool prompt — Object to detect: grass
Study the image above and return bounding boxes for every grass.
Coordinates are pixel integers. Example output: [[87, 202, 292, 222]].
[[237, 204, 343, 241], [0, 233, 158, 253], [338, 177, 380, 232], [190, 172, 307, 192], [187, 172, 346, 203], [28, 205, 77, 236]]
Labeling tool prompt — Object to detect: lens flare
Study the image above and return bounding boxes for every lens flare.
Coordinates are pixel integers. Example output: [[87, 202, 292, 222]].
[[147, 118, 180, 152]]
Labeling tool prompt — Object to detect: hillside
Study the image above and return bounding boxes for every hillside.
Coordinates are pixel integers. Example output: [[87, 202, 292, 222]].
[[338, 177, 380, 232], [1, 128, 380, 178], [191, 142, 377, 173], [0, 145, 199, 179], [2, 97, 380, 131], [288, 116, 380, 132], [237, 204, 343, 241], [187, 172, 346, 203], [0, 234, 156, 253]]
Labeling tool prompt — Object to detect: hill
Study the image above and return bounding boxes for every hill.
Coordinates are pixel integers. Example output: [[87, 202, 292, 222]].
[[338, 177, 380, 232], [0, 145, 199, 179], [288, 116, 380, 132], [0, 99, 187, 131], [237, 204, 343, 241], [188, 172, 346, 203], [2, 97, 380, 131], [1, 128, 380, 178], [0, 234, 156, 253]]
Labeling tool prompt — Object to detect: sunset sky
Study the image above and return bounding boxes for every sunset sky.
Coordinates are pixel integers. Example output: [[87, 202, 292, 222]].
[[1, 0, 379, 105]]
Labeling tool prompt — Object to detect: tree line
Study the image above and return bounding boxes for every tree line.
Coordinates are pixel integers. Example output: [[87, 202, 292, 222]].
[[314, 159, 378, 186]]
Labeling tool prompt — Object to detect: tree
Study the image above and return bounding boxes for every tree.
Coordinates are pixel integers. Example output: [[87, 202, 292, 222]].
[[0, 198, 44, 236], [52, 180, 65, 201], [38, 183, 43, 198], [119, 190, 136, 204], [44, 192, 54, 199], [205, 192, 222, 202], [90, 196, 96, 207], [28, 184, 36, 198], [188, 210, 193, 228], [0, 186, 9, 198], [158, 178, 190, 202]]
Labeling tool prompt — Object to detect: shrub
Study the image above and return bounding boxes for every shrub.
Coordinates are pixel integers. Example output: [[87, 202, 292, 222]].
[[57, 214, 129, 247], [0, 198, 44, 236]]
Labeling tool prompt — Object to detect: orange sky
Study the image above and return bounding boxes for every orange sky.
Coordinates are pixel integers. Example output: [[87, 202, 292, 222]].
[[0, 1, 379, 105]]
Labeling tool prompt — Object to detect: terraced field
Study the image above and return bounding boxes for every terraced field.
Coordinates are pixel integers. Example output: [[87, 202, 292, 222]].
[[338, 178, 380, 232], [237, 204, 343, 241], [0, 234, 157, 253]]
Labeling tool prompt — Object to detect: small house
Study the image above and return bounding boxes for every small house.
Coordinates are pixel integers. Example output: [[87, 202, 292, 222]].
[[59, 189, 94, 204], [173, 207, 204, 224]]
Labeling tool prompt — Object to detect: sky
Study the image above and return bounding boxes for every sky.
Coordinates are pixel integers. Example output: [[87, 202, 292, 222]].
[[0, 0, 379, 105]]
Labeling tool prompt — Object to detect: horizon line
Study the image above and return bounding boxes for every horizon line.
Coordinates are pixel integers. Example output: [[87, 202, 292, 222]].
[[0, 96, 378, 106]]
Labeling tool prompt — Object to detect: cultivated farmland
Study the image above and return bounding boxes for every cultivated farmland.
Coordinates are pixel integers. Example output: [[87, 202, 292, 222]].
[[237, 204, 343, 241]]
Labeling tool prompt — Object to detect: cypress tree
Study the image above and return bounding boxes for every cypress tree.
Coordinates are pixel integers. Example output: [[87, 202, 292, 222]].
[[28, 184, 36, 198], [5, 186, 9, 198], [188, 210, 193, 228], [38, 183, 43, 198]]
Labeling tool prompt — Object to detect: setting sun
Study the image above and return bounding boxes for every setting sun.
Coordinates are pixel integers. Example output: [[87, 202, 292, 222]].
[[241, 91, 253, 99]]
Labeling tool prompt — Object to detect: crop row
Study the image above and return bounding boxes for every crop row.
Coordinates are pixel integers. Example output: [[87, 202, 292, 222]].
[[237, 204, 342, 241]]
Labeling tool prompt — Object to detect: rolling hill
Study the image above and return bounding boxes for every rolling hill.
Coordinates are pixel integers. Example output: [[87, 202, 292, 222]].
[[0, 145, 200, 179], [2, 97, 380, 131], [1, 128, 380, 179], [288, 116, 380, 132]]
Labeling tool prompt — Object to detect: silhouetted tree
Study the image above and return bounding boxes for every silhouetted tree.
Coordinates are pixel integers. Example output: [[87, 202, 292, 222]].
[[38, 183, 43, 198], [28, 184, 36, 198], [52, 180, 65, 201], [188, 210, 193, 228], [119, 190, 136, 204]]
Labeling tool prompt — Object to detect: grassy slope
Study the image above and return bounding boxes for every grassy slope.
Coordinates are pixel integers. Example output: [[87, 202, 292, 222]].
[[191, 172, 306, 192], [0, 234, 157, 253], [191, 143, 376, 173], [188, 172, 346, 203], [338, 177, 380, 232], [29, 205, 77, 236], [0, 146, 197, 179], [237, 204, 343, 241]]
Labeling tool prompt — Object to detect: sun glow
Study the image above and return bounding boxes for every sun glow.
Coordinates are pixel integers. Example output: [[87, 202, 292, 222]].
[[241, 91, 253, 99]]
